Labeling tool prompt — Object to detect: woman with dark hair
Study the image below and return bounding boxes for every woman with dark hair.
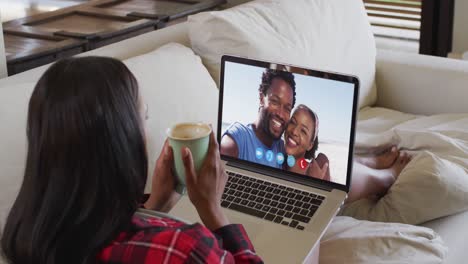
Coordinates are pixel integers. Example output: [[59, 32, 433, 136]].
[[0, 57, 263, 264], [283, 104, 331, 180]]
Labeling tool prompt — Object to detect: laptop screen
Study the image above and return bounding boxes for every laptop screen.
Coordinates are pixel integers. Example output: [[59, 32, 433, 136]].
[[219, 56, 358, 188]]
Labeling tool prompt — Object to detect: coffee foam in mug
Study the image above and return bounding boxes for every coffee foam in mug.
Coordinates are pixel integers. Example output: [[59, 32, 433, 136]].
[[169, 123, 211, 140]]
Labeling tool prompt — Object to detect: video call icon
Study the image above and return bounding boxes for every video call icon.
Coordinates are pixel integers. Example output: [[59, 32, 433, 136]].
[[276, 153, 284, 165], [265, 150, 274, 162], [299, 158, 308, 170], [287, 155, 296, 168], [255, 147, 264, 160]]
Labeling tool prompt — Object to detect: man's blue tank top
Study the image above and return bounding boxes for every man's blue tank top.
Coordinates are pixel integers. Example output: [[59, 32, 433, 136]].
[[223, 122, 285, 169]]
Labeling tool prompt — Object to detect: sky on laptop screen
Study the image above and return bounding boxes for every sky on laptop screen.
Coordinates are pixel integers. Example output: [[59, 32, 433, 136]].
[[221, 61, 355, 185]]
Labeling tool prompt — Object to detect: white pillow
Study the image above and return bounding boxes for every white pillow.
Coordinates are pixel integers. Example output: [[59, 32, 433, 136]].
[[123, 43, 219, 191], [0, 82, 35, 227], [320, 216, 447, 264], [188, 0, 377, 109]]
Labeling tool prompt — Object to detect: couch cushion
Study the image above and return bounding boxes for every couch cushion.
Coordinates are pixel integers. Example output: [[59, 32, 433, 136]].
[[320, 216, 447, 264], [422, 210, 468, 264], [0, 82, 35, 227], [188, 0, 377, 109], [123, 43, 219, 191]]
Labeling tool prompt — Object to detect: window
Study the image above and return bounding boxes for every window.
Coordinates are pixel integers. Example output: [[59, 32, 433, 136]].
[[364, 0, 455, 57], [364, 0, 422, 53]]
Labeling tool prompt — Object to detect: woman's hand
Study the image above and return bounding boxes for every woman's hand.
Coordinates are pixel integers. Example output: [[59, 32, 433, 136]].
[[182, 131, 229, 231], [306, 160, 329, 180], [144, 139, 181, 212]]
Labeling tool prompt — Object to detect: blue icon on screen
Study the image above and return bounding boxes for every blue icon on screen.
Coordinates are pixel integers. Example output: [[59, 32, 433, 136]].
[[266, 150, 274, 162], [276, 153, 285, 165], [287, 155, 296, 167], [255, 147, 264, 160]]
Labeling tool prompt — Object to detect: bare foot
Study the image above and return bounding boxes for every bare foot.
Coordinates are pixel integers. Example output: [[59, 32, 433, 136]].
[[387, 152, 412, 180], [355, 146, 399, 169], [373, 152, 412, 197]]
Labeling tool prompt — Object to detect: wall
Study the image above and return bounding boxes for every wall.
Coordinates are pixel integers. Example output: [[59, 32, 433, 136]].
[[453, 0, 468, 54], [0, 11, 7, 78]]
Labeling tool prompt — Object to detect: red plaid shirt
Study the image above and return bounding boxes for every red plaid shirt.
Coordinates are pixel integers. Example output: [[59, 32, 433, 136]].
[[97, 211, 263, 263]]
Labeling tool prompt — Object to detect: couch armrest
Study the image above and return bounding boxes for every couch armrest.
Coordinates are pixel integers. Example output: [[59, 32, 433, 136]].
[[375, 49, 468, 115]]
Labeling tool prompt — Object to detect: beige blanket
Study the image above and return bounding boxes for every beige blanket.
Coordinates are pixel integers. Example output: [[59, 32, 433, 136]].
[[342, 107, 468, 225]]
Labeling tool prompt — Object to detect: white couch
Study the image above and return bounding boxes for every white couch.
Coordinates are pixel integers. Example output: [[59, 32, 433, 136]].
[[1, 3, 468, 264]]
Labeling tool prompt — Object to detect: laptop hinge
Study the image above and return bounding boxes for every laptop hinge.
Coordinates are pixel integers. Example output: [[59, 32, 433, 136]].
[[226, 161, 334, 192]]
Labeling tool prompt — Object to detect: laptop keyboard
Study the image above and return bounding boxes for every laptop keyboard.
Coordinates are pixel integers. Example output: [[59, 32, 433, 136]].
[[221, 171, 325, 231]]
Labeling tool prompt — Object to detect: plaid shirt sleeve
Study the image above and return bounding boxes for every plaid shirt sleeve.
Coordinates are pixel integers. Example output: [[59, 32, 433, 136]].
[[212, 224, 262, 263], [97, 214, 263, 264]]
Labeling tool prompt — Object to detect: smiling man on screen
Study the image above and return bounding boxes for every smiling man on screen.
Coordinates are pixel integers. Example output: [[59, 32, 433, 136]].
[[220, 69, 297, 169]]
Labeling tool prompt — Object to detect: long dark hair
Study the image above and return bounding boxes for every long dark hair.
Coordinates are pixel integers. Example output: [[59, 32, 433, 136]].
[[1, 57, 148, 264]]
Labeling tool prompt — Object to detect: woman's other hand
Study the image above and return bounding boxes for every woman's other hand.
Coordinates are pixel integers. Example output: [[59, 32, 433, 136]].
[[306, 159, 329, 180], [182, 131, 229, 231], [144, 139, 181, 212]]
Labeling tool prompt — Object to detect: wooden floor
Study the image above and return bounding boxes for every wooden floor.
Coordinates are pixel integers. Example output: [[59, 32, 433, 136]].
[[0, 0, 91, 22]]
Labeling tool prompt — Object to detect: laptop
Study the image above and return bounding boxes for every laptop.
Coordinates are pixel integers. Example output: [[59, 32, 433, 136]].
[[170, 55, 359, 263]]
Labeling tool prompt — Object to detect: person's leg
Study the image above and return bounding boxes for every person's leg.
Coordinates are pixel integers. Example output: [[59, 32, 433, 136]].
[[354, 146, 399, 169], [346, 152, 412, 204]]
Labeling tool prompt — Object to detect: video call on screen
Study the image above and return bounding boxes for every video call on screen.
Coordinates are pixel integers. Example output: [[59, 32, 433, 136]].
[[220, 61, 355, 186]]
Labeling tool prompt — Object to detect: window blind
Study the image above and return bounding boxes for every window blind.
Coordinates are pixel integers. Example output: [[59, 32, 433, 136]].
[[364, 0, 422, 41]]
